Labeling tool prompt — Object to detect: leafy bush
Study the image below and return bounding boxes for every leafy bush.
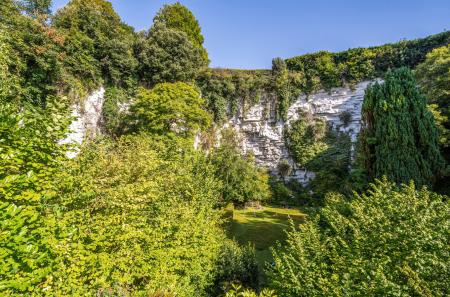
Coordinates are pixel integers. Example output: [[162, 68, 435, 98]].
[[285, 111, 328, 169], [210, 129, 271, 205], [286, 31, 450, 92], [225, 284, 277, 297], [270, 178, 294, 204], [272, 57, 291, 120], [47, 135, 227, 296], [197, 69, 272, 122], [101, 86, 133, 135], [415, 44, 450, 159], [268, 178, 450, 296], [0, 98, 71, 294], [125, 82, 211, 141], [276, 159, 292, 182], [211, 241, 259, 295], [1, 1, 65, 106], [339, 110, 352, 127]]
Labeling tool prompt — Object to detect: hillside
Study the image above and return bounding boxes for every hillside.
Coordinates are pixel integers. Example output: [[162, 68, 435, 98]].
[[1, 1, 449, 296]]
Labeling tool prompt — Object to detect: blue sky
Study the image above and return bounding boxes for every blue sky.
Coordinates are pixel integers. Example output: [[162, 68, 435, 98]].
[[52, 0, 450, 69]]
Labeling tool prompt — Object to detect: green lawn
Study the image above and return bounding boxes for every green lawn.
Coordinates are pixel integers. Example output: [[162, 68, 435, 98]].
[[228, 205, 306, 283]]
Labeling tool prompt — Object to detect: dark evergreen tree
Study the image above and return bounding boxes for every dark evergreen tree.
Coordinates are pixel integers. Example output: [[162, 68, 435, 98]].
[[359, 67, 444, 186]]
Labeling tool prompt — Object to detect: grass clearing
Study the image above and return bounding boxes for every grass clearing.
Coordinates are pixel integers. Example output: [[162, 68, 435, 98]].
[[228, 205, 306, 284]]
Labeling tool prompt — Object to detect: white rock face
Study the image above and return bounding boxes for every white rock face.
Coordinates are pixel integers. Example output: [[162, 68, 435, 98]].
[[61, 87, 105, 158], [228, 81, 375, 184], [60, 81, 375, 181]]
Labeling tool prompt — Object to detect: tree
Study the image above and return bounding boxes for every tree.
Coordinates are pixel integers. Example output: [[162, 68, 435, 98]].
[[126, 82, 211, 140], [359, 67, 444, 186], [53, 0, 138, 90], [153, 2, 209, 63], [137, 23, 206, 85], [46, 135, 227, 296], [415, 45, 450, 152], [1, 0, 65, 106], [19, 0, 52, 17], [268, 178, 450, 296], [210, 129, 271, 205]]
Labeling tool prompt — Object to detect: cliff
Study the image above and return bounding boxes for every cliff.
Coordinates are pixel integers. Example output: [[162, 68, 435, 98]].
[[65, 81, 375, 183], [226, 80, 374, 183]]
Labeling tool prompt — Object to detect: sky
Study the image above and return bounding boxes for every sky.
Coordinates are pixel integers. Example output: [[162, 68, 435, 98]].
[[51, 0, 450, 69]]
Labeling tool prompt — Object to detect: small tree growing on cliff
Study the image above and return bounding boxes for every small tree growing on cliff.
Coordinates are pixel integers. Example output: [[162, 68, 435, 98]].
[[277, 159, 292, 184], [359, 67, 444, 186]]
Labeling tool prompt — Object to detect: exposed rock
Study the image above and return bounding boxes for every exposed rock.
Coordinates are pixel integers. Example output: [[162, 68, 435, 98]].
[[227, 81, 375, 184], [61, 87, 105, 158], [62, 81, 375, 184]]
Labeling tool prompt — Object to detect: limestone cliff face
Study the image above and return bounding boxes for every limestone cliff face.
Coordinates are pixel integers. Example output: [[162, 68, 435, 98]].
[[64, 81, 374, 183], [226, 80, 374, 183]]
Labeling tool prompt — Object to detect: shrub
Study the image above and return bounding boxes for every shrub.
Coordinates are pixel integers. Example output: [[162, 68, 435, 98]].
[[210, 129, 271, 205], [268, 178, 450, 296], [125, 82, 211, 141], [210, 241, 259, 295], [47, 135, 226, 296], [339, 110, 352, 127]]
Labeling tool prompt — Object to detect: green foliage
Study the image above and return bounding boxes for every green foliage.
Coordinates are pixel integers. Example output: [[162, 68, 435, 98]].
[[225, 284, 277, 297], [269, 178, 294, 204], [285, 116, 353, 203], [54, 0, 138, 92], [415, 44, 450, 150], [336, 47, 376, 83], [0, 27, 21, 101], [339, 110, 352, 127], [211, 241, 259, 296], [1, 1, 64, 106], [276, 159, 292, 182], [359, 67, 444, 186], [125, 82, 211, 141], [272, 58, 290, 121], [19, 0, 52, 17], [268, 179, 450, 296], [286, 31, 450, 91], [101, 86, 133, 135], [308, 130, 353, 199], [285, 51, 342, 93], [46, 135, 226, 296], [137, 22, 207, 86], [197, 69, 272, 123], [210, 129, 271, 205], [0, 98, 71, 294], [153, 2, 209, 63], [197, 71, 236, 123], [284, 112, 328, 169]]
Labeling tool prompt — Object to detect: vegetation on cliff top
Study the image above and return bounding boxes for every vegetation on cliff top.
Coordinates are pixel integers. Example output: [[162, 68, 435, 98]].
[[1, 0, 449, 296]]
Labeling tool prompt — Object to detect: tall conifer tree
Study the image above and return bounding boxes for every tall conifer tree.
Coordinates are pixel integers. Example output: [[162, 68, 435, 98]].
[[359, 67, 444, 186]]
